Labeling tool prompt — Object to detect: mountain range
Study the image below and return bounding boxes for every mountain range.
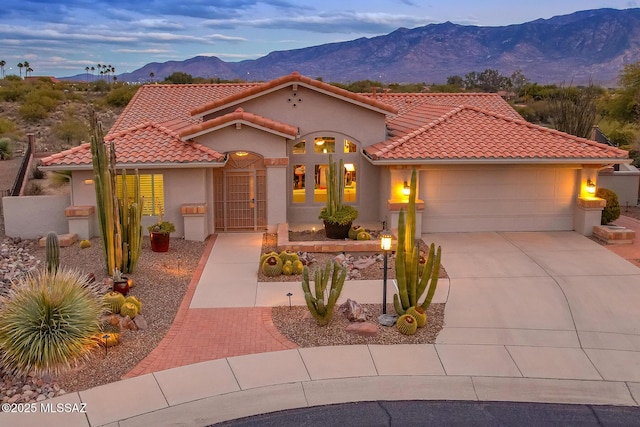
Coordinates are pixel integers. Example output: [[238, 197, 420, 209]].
[[65, 8, 640, 86]]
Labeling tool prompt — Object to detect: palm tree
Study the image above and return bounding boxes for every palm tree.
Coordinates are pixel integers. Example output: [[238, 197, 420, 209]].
[[90, 66, 95, 80], [149, 72, 155, 83], [17, 62, 23, 78], [0, 60, 5, 78], [102, 64, 107, 80], [85, 66, 90, 82], [26, 67, 33, 77]]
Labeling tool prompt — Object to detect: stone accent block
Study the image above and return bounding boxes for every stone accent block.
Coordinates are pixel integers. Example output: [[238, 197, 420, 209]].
[[181, 203, 207, 215], [39, 233, 77, 247], [576, 197, 606, 209], [64, 205, 95, 217], [593, 225, 636, 244], [275, 223, 392, 253]]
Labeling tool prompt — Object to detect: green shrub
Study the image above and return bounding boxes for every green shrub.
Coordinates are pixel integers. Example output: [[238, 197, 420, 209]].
[[596, 187, 621, 224], [25, 182, 43, 195], [105, 85, 138, 107], [0, 137, 13, 160], [53, 116, 89, 146], [31, 165, 45, 179], [19, 102, 48, 121], [0, 267, 103, 375], [0, 118, 17, 135]]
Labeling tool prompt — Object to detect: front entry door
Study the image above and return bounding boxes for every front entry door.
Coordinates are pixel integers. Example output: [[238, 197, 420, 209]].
[[214, 153, 266, 231]]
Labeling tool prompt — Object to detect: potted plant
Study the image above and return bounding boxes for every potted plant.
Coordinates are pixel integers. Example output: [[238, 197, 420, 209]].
[[111, 268, 130, 296], [319, 155, 358, 239], [148, 211, 175, 252]]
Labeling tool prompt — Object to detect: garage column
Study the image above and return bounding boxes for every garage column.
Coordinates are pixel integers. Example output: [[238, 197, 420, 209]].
[[574, 198, 606, 236]]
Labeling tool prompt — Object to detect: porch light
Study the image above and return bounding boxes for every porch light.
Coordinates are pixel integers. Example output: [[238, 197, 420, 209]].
[[344, 163, 355, 172], [83, 179, 94, 185], [380, 231, 392, 251], [235, 151, 248, 157], [586, 179, 596, 195], [315, 139, 325, 146], [402, 181, 410, 196]]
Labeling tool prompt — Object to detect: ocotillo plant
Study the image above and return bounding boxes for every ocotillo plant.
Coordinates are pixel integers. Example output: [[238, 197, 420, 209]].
[[301, 260, 347, 326], [45, 231, 59, 274], [393, 169, 442, 316], [89, 110, 143, 275]]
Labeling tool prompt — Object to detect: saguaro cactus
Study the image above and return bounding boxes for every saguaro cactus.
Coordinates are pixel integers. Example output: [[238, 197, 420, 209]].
[[301, 260, 347, 326], [393, 169, 442, 316], [45, 231, 59, 274], [90, 110, 143, 275]]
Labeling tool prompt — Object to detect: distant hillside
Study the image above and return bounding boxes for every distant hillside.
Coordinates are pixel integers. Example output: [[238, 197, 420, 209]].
[[63, 8, 640, 85]]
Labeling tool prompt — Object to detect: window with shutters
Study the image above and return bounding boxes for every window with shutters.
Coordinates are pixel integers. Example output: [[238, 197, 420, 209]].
[[115, 174, 164, 216]]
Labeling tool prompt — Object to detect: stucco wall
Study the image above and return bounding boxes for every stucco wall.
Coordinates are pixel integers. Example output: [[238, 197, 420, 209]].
[[3, 194, 70, 238], [598, 166, 640, 207]]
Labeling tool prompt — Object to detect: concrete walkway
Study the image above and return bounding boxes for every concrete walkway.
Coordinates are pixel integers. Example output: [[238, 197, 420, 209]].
[[2, 227, 640, 426]]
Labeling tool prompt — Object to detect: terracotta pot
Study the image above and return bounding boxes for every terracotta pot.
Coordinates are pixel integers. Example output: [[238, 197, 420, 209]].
[[149, 232, 170, 252], [113, 279, 130, 296], [323, 220, 352, 239]]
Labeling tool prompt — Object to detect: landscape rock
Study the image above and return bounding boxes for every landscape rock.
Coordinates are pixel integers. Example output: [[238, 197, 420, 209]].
[[345, 322, 378, 336], [133, 314, 148, 330], [341, 298, 367, 322], [378, 313, 398, 327]]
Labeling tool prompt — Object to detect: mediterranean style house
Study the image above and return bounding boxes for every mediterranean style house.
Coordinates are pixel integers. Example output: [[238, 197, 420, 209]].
[[40, 72, 629, 241]]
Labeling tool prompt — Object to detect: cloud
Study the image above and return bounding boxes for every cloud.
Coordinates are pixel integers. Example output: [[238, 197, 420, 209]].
[[203, 11, 435, 33], [133, 19, 185, 30], [114, 48, 172, 54]]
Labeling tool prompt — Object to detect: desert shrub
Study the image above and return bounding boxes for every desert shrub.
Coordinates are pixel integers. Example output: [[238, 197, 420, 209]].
[[105, 85, 138, 107], [0, 118, 16, 135], [53, 115, 89, 146], [596, 187, 621, 224], [31, 165, 45, 179], [0, 267, 103, 375], [51, 170, 71, 186], [25, 182, 43, 195], [0, 137, 13, 160], [18, 102, 48, 121]]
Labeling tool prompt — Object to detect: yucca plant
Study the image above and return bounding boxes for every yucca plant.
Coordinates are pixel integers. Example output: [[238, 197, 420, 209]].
[[0, 267, 103, 376]]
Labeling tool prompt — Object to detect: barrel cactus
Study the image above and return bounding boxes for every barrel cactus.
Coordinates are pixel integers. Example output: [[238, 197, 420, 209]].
[[124, 295, 142, 313], [119, 302, 138, 319], [103, 291, 126, 314], [406, 306, 427, 328], [348, 225, 364, 240], [279, 250, 299, 264], [356, 231, 372, 240], [260, 251, 279, 267], [282, 260, 293, 275], [396, 314, 418, 335], [292, 259, 304, 275], [262, 255, 283, 277], [79, 239, 92, 249], [45, 231, 60, 274]]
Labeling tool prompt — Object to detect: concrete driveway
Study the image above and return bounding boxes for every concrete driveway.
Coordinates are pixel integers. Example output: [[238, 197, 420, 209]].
[[426, 231, 640, 381]]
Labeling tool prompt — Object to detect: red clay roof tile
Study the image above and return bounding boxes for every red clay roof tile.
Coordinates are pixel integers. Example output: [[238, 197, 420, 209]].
[[179, 107, 298, 139], [365, 105, 628, 162]]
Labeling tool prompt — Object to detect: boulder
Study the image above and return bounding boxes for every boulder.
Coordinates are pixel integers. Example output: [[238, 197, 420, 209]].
[[378, 313, 398, 327], [346, 322, 378, 336], [341, 298, 367, 322]]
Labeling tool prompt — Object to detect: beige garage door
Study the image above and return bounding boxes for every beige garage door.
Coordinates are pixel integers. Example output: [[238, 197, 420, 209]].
[[421, 166, 578, 232]]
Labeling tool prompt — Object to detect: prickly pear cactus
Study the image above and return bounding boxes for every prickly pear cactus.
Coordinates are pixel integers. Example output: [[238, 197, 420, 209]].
[[396, 314, 418, 335], [120, 302, 139, 319], [124, 295, 142, 313], [356, 231, 371, 240], [103, 291, 126, 314], [262, 255, 283, 276], [282, 260, 294, 275], [406, 306, 427, 328], [292, 259, 304, 275], [348, 225, 364, 240]]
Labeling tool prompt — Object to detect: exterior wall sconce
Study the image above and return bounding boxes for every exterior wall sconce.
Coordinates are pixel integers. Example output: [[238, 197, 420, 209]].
[[83, 179, 94, 185], [235, 151, 248, 157], [402, 181, 411, 196], [586, 179, 596, 195], [380, 230, 393, 314]]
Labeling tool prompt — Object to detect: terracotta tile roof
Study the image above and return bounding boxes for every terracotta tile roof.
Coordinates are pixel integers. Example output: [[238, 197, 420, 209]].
[[189, 71, 398, 117], [365, 105, 628, 163], [41, 122, 225, 168], [109, 83, 260, 135], [180, 108, 298, 139]]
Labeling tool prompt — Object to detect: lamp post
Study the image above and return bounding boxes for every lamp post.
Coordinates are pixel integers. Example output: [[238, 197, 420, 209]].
[[380, 230, 393, 314]]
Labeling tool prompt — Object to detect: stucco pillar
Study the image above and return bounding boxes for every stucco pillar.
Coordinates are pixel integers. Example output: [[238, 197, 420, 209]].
[[64, 205, 95, 240], [574, 197, 605, 236], [264, 157, 288, 233], [181, 203, 208, 241]]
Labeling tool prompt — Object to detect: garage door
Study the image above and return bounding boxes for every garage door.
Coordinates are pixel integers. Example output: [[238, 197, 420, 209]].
[[420, 166, 578, 232]]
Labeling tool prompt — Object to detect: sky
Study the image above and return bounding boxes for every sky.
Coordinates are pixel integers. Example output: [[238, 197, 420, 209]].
[[0, 0, 638, 78]]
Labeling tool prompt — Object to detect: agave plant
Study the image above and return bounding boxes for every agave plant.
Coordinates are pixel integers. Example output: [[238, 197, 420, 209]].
[[0, 267, 103, 376]]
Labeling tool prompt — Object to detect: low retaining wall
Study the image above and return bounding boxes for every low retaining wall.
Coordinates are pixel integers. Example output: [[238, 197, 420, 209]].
[[2, 194, 70, 239]]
